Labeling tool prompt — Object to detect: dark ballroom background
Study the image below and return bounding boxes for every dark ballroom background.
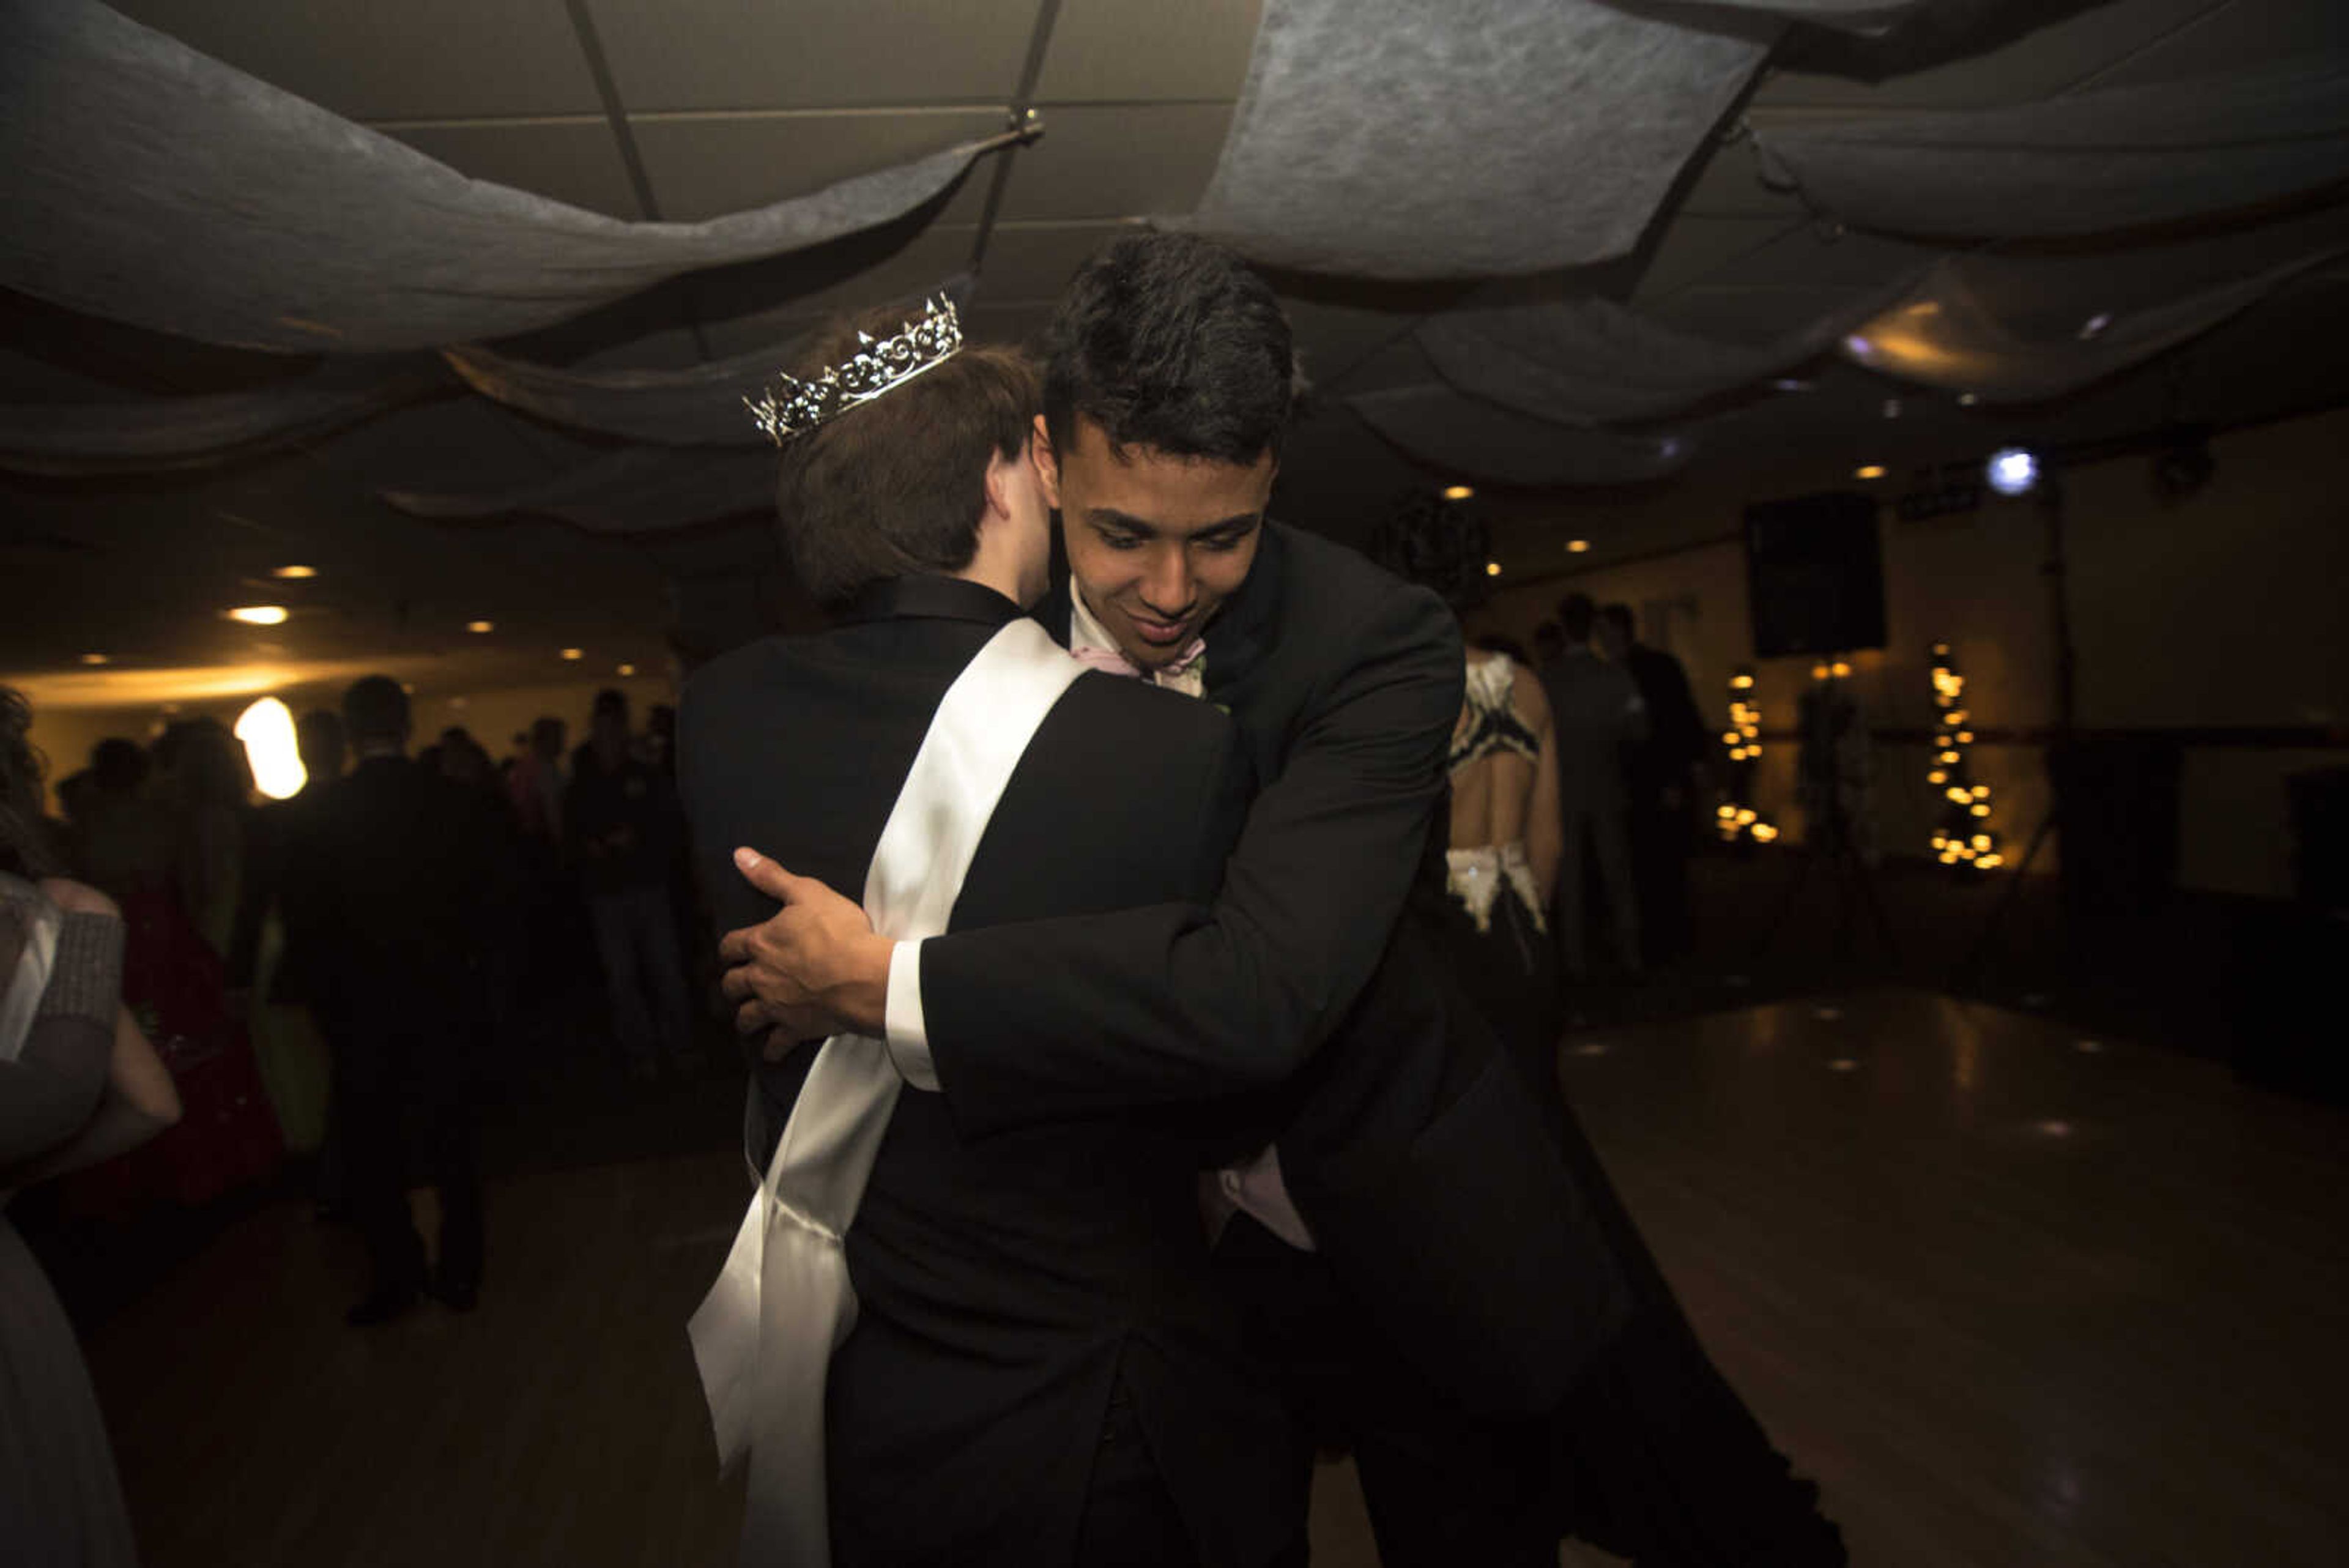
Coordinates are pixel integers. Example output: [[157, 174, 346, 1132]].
[[3, 2, 2347, 1565]]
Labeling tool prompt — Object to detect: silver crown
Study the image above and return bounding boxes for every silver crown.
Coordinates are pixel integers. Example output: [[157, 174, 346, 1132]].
[[746, 295, 965, 444]]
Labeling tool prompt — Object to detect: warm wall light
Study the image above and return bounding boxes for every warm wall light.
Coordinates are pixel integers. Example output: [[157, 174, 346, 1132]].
[[1443, 485, 1474, 501], [80, 653, 109, 666], [617, 663, 637, 677], [466, 620, 494, 634], [1854, 465, 1885, 480], [560, 647, 584, 661], [1566, 539, 1590, 554], [227, 605, 289, 626], [234, 697, 307, 801], [271, 565, 317, 580], [1484, 562, 1502, 577]]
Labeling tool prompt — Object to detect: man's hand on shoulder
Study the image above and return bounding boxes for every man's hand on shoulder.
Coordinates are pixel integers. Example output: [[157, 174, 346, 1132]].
[[718, 849, 891, 1041]]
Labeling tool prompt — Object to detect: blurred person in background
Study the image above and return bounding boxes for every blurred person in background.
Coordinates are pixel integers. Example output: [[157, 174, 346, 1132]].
[[1538, 593, 1646, 982], [1598, 604, 1707, 966], [227, 710, 347, 1183], [567, 689, 696, 1081], [1, 683, 182, 1567], [306, 676, 505, 1325]]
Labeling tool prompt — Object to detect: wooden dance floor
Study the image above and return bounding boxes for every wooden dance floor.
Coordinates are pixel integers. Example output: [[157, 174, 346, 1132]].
[[81, 989, 2348, 1566]]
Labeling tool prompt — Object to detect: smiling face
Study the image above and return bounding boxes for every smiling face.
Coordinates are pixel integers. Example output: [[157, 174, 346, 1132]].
[[1039, 414, 1275, 669]]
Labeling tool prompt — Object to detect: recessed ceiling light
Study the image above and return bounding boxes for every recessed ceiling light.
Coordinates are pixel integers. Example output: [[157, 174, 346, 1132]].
[[226, 605, 288, 626], [271, 564, 317, 579], [1484, 561, 1502, 577], [1855, 464, 1886, 480], [80, 653, 109, 666], [560, 647, 584, 661], [466, 620, 494, 634], [2077, 312, 2112, 341], [1443, 485, 1474, 501], [617, 663, 637, 677], [1957, 392, 1980, 407], [1566, 539, 1590, 554]]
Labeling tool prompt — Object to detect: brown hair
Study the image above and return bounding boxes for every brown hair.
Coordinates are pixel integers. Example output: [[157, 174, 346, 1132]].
[[773, 303, 1039, 607]]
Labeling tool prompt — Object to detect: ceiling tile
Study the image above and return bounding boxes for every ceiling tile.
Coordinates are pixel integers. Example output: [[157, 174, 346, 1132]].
[[1034, 0, 1264, 102], [1280, 299, 1425, 390], [109, 0, 604, 121], [1756, 0, 2223, 111], [975, 221, 1141, 302], [995, 103, 1236, 223], [584, 0, 1036, 113], [1674, 136, 1811, 221], [1630, 215, 1808, 300], [962, 301, 1056, 348], [629, 110, 1006, 223], [377, 121, 644, 221]]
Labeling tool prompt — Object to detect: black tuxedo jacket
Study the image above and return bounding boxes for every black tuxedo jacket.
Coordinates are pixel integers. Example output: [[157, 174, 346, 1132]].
[[677, 576, 1297, 1568], [301, 754, 503, 1045], [917, 523, 1628, 1413]]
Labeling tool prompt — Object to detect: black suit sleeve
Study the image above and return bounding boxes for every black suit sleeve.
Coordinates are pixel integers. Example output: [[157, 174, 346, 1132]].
[[919, 584, 1463, 1138]]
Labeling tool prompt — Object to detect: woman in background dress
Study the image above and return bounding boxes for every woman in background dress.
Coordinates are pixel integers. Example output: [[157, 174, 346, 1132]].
[[1, 683, 182, 1566]]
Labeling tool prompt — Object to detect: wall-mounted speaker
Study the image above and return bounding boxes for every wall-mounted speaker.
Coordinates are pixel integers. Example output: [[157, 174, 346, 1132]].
[[1742, 491, 1888, 659]]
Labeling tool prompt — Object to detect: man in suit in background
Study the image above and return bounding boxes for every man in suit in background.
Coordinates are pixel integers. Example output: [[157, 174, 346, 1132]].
[[678, 302, 1297, 1568], [1541, 592, 1648, 979], [308, 677, 503, 1325], [724, 232, 1847, 1567], [1600, 602, 1709, 966]]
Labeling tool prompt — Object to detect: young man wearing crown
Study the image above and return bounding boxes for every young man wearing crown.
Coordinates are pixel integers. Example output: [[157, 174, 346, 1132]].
[[722, 234, 1850, 1567], [677, 300, 1302, 1568]]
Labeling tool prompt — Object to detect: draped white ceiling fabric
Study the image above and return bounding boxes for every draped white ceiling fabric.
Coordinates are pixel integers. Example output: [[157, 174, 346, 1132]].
[[1349, 385, 1694, 486], [0, 360, 447, 475], [1842, 249, 2343, 403], [1664, 0, 1940, 31], [0, 0, 998, 354], [1415, 276, 1919, 426], [440, 277, 975, 447], [379, 447, 777, 534], [1754, 60, 2349, 239], [1176, 0, 1773, 278]]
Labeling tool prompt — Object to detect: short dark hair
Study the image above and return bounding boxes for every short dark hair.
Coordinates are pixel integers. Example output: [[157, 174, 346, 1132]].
[[774, 300, 1039, 607], [90, 736, 149, 792], [341, 675, 409, 745], [1044, 232, 1296, 466], [592, 688, 628, 721], [1557, 593, 1597, 642], [1599, 603, 1635, 637]]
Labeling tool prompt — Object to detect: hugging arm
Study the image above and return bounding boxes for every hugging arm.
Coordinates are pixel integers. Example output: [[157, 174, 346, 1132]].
[[913, 588, 1462, 1138]]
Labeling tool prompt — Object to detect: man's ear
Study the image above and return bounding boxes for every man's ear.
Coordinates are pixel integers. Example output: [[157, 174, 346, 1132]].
[[981, 447, 1015, 522], [1030, 414, 1063, 511]]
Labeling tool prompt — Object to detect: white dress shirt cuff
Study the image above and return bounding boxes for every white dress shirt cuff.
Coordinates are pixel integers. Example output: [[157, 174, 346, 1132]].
[[883, 938, 938, 1091]]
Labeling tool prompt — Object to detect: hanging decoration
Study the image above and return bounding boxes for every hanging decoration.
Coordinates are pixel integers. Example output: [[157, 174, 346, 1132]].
[[0, 0, 1009, 354], [1713, 666, 1780, 845], [1926, 642, 2001, 871]]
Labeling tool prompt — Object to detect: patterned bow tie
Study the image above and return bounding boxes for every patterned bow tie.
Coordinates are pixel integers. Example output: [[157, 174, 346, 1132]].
[[1073, 637, 1208, 699]]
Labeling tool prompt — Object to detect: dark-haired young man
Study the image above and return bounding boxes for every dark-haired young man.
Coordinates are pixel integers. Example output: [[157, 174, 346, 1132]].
[[677, 303, 1298, 1568], [725, 234, 1847, 1566]]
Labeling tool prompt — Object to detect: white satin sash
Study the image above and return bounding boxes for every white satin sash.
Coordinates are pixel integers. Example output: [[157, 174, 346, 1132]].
[[688, 617, 1086, 1568], [0, 874, 62, 1065]]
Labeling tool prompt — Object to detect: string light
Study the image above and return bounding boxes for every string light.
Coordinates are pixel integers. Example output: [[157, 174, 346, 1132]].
[[1716, 665, 1778, 847], [1928, 641, 2000, 872]]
